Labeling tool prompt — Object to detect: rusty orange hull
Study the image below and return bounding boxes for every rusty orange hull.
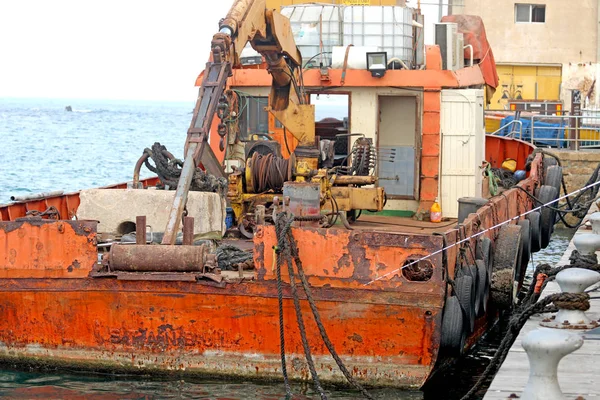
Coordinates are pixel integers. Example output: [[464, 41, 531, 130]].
[[0, 276, 440, 388], [0, 147, 542, 389]]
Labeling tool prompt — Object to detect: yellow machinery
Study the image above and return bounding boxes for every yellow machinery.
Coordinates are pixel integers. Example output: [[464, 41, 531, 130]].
[[162, 0, 386, 242]]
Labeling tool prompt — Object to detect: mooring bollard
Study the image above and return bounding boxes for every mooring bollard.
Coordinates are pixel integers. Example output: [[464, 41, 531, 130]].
[[521, 328, 583, 400], [573, 232, 600, 255], [588, 212, 600, 235], [540, 268, 600, 329]]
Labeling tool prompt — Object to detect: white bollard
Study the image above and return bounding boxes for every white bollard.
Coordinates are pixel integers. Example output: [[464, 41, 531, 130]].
[[588, 212, 600, 235], [521, 328, 583, 400], [540, 268, 600, 329], [572, 232, 600, 255]]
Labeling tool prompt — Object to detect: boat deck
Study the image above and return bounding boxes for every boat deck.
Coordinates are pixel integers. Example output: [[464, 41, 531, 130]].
[[484, 206, 600, 399], [347, 215, 457, 235]]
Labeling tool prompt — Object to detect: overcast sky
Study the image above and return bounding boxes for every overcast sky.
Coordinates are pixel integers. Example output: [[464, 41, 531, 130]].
[[0, 1, 446, 102], [0, 0, 235, 102]]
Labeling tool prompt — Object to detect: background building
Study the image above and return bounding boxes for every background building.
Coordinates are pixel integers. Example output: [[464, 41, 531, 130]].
[[454, 0, 600, 111]]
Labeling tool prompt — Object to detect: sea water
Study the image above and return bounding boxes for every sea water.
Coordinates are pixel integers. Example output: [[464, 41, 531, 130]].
[[0, 98, 575, 399]]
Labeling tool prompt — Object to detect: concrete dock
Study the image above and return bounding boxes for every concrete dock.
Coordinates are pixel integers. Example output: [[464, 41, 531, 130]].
[[484, 208, 600, 399]]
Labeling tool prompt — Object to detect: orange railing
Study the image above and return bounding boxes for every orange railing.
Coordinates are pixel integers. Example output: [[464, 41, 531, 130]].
[[0, 177, 161, 222]]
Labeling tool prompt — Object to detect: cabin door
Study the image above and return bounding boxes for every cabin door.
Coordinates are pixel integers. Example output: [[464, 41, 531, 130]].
[[377, 96, 418, 199]]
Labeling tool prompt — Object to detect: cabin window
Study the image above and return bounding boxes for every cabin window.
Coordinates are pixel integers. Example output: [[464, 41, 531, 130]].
[[377, 96, 418, 198], [515, 4, 546, 23], [238, 95, 269, 140], [310, 93, 350, 167]]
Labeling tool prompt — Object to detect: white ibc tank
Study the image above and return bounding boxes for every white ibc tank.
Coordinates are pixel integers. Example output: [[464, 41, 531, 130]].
[[281, 5, 415, 68], [280, 5, 343, 68], [343, 6, 414, 65]]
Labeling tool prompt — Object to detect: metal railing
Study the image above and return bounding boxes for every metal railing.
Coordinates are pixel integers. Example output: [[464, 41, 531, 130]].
[[492, 114, 600, 150], [491, 120, 523, 138]]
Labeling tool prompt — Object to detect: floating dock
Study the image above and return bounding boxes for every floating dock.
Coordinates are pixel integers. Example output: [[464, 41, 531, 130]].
[[484, 206, 600, 399]]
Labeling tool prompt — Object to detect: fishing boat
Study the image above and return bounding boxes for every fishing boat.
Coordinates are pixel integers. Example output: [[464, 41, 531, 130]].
[[0, 1, 561, 391]]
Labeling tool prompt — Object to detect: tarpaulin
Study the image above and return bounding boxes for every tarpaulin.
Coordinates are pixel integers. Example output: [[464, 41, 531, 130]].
[[441, 15, 499, 103]]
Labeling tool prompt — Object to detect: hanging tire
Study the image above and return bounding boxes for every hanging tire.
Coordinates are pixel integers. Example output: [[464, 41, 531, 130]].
[[476, 236, 493, 277], [545, 165, 563, 195], [467, 264, 480, 317], [475, 259, 488, 317], [527, 211, 542, 253], [543, 156, 558, 181], [491, 224, 522, 309], [516, 219, 531, 288], [440, 296, 466, 356], [537, 185, 559, 249], [455, 275, 475, 334]]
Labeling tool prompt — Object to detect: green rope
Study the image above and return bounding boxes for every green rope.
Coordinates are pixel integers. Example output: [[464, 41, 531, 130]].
[[486, 164, 499, 196]]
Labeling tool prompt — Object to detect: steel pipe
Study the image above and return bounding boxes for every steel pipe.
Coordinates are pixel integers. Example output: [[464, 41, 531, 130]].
[[108, 244, 206, 272], [136, 216, 146, 245], [183, 216, 195, 245]]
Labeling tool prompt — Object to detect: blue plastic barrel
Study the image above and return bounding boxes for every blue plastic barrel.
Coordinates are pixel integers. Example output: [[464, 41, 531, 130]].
[[225, 207, 234, 229]]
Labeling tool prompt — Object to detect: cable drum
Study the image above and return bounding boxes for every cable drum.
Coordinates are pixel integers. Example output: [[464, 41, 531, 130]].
[[248, 152, 293, 193]]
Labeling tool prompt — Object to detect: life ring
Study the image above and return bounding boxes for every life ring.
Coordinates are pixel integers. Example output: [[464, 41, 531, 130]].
[[527, 211, 542, 253], [537, 185, 559, 249], [455, 274, 475, 334], [440, 296, 466, 356], [491, 224, 522, 309]]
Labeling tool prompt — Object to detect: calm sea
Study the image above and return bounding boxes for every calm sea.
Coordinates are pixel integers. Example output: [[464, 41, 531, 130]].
[[0, 98, 574, 399]]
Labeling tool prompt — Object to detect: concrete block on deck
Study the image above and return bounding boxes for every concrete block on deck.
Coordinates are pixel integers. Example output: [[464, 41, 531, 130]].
[[77, 189, 225, 240]]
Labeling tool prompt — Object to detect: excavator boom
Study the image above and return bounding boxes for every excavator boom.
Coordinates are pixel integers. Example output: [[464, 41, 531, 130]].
[[162, 0, 315, 245]]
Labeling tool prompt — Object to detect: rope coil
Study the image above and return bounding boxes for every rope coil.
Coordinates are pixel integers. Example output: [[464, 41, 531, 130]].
[[275, 213, 374, 400]]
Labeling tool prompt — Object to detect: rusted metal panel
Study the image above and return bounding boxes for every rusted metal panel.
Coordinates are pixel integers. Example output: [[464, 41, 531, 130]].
[[0, 279, 441, 388], [108, 244, 207, 272], [255, 226, 445, 292], [0, 220, 97, 278]]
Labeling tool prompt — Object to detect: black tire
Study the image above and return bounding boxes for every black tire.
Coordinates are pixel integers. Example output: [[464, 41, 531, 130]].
[[537, 185, 558, 249], [545, 165, 563, 195], [440, 296, 465, 356], [543, 156, 558, 181], [527, 211, 542, 253], [455, 275, 475, 334], [477, 236, 493, 277], [476, 259, 489, 316], [468, 265, 480, 317], [516, 219, 531, 287], [491, 224, 522, 309]]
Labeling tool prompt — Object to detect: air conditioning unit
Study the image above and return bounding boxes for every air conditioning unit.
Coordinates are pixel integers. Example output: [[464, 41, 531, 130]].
[[434, 22, 461, 71]]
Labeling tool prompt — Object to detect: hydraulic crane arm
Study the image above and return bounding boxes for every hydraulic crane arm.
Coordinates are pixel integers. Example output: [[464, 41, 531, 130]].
[[162, 0, 315, 245]]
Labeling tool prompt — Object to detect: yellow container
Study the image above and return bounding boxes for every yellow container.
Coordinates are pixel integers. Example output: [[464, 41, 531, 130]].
[[502, 158, 517, 172], [430, 199, 442, 223]]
